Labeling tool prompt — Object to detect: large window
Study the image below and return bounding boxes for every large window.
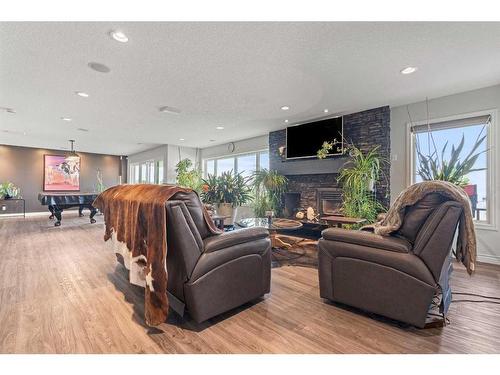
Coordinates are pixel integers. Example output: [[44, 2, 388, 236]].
[[203, 150, 269, 179], [409, 113, 494, 225], [129, 160, 164, 184]]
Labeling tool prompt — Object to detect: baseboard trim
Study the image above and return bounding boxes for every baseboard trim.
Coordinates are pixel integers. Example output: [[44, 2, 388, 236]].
[[477, 254, 500, 265]]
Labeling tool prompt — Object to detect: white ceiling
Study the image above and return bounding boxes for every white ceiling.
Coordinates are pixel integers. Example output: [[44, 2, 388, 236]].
[[1, 22, 500, 156]]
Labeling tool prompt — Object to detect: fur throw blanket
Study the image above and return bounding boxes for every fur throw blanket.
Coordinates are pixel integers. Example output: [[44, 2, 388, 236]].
[[363, 180, 476, 274], [93, 184, 221, 326]]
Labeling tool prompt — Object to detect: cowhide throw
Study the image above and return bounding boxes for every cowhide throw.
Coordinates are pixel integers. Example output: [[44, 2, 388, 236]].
[[362, 180, 476, 274], [93, 184, 221, 326]]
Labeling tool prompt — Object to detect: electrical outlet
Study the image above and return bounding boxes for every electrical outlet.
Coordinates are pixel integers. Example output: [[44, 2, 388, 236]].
[[1, 205, 6, 211]]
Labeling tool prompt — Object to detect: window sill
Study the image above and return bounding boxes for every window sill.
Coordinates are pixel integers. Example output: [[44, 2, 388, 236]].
[[474, 221, 498, 232]]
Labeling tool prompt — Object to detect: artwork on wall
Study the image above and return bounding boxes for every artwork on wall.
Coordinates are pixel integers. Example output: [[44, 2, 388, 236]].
[[43, 154, 80, 191]]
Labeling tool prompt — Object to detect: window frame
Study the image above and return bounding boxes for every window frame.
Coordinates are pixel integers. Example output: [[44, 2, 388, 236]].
[[406, 109, 497, 230], [203, 149, 269, 178]]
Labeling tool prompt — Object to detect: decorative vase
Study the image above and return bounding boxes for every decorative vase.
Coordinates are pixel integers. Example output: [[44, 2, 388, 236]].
[[217, 203, 238, 224]]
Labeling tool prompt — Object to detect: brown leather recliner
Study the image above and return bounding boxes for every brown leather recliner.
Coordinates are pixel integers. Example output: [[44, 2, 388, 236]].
[[318, 193, 464, 328], [165, 191, 271, 323]]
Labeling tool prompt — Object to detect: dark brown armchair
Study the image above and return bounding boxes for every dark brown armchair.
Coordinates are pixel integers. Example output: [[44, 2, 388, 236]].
[[165, 191, 271, 323], [318, 193, 464, 328]]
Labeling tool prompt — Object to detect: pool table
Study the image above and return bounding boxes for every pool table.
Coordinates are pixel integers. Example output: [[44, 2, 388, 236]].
[[38, 192, 99, 226]]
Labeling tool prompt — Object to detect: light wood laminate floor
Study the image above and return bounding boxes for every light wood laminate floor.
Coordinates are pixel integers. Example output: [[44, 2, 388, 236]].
[[1, 213, 500, 353]]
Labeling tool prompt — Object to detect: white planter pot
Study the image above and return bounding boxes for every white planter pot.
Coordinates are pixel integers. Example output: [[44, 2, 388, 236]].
[[217, 203, 238, 224]]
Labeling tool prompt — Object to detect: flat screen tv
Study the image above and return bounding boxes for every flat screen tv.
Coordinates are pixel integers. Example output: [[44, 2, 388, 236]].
[[286, 116, 343, 159]]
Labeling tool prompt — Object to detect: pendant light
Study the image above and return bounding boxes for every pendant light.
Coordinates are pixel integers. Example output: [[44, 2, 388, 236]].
[[65, 140, 79, 161]]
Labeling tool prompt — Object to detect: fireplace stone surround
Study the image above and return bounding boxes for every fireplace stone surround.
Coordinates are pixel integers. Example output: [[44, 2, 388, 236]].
[[270, 106, 391, 216]]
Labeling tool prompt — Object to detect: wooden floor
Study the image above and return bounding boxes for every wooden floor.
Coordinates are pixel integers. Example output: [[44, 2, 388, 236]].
[[1, 213, 500, 354]]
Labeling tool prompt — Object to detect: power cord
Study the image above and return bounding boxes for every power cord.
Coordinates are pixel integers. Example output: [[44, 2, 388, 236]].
[[452, 291, 500, 305]]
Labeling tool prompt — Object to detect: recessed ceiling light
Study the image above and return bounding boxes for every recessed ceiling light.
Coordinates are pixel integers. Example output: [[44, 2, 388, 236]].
[[281, 105, 290, 111], [284, 120, 289, 123], [159, 106, 181, 114], [179, 138, 185, 141], [324, 109, 329, 113], [75, 91, 89, 98], [209, 139, 215, 142], [77, 128, 89, 132], [216, 126, 224, 130], [109, 30, 129, 43], [400, 66, 418, 75], [88, 62, 111, 73], [61, 117, 72, 122]]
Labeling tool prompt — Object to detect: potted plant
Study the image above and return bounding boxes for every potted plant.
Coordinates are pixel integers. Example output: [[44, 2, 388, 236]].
[[201, 171, 253, 223], [252, 169, 288, 217], [0, 182, 21, 200], [175, 158, 203, 192], [318, 141, 386, 224]]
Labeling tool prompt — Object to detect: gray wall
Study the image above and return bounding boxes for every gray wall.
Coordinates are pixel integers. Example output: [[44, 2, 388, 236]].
[[391, 84, 500, 265], [0, 144, 122, 213]]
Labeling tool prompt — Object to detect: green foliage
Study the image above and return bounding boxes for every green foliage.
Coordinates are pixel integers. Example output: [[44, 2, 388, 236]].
[[201, 171, 253, 207], [336, 144, 386, 224], [0, 182, 21, 199], [95, 169, 105, 193], [252, 169, 288, 217], [415, 128, 487, 187], [317, 139, 342, 159], [175, 158, 202, 192]]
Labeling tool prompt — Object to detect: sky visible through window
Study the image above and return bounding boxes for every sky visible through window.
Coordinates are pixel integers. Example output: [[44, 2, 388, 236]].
[[414, 123, 488, 221]]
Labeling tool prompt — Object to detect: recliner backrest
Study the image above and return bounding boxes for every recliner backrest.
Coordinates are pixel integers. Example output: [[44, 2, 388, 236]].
[[412, 201, 463, 282], [171, 191, 213, 239], [397, 193, 447, 243]]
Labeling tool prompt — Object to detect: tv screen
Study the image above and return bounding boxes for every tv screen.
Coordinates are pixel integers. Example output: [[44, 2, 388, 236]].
[[286, 117, 343, 159]]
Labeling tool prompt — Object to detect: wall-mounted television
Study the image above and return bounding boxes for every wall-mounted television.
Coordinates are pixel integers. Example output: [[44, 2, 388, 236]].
[[286, 116, 343, 159]]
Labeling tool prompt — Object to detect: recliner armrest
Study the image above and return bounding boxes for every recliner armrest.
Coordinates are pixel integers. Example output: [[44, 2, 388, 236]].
[[203, 227, 269, 253], [322, 228, 412, 253]]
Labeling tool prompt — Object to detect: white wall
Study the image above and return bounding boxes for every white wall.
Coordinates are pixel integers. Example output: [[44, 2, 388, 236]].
[[200, 135, 268, 160], [391, 84, 500, 264]]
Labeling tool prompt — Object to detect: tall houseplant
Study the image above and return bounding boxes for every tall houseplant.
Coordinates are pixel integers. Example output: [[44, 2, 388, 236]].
[[201, 171, 253, 223], [252, 169, 288, 217], [175, 158, 202, 192], [318, 141, 386, 224]]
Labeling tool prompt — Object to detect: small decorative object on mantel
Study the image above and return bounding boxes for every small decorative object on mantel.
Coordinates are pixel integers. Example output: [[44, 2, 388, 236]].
[[278, 145, 286, 159], [295, 211, 305, 220]]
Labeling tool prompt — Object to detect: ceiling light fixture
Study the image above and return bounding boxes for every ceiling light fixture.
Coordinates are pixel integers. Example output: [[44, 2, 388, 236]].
[[77, 128, 89, 132], [158, 106, 181, 114], [281, 105, 290, 111], [179, 138, 185, 141], [284, 120, 289, 123], [400, 66, 418, 75], [1, 106, 15, 114], [61, 117, 72, 122], [324, 109, 329, 113], [65, 140, 79, 161], [88, 62, 111, 73], [109, 30, 129, 43], [216, 126, 224, 130], [75, 91, 89, 98]]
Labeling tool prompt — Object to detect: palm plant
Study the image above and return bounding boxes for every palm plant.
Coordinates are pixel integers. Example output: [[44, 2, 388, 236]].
[[415, 128, 487, 187], [252, 169, 288, 217]]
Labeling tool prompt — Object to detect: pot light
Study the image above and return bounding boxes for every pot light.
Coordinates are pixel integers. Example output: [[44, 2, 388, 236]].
[[159, 106, 181, 114], [179, 138, 185, 141], [324, 109, 329, 113], [109, 30, 129, 43], [281, 105, 290, 111], [209, 139, 215, 142], [216, 126, 224, 130], [75, 91, 89, 98], [400, 66, 418, 75], [61, 117, 72, 122], [284, 120, 289, 123], [1, 106, 15, 114]]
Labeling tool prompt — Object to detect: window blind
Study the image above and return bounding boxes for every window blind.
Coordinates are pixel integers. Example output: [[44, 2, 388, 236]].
[[411, 115, 491, 134]]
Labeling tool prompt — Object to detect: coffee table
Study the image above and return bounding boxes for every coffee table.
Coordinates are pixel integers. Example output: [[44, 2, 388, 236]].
[[320, 215, 366, 228], [236, 218, 303, 249]]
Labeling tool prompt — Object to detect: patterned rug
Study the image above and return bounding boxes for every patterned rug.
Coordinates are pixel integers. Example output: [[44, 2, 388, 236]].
[[271, 235, 319, 268]]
